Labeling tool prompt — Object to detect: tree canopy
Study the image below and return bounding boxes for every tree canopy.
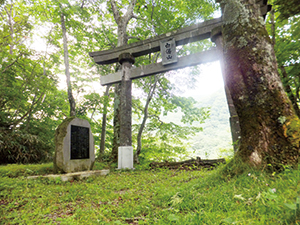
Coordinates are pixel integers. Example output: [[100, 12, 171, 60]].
[[274, 0, 300, 19]]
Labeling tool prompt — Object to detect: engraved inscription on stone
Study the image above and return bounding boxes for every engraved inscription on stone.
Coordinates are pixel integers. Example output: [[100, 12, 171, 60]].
[[70, 125, 90, 160], [160, 38, 178, 65]]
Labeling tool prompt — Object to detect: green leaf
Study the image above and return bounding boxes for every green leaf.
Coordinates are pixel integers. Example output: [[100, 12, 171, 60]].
[[167, 214, 179, 221], [222, 217, 235, 224], [284, 203, 296, 210], [234, 194, 245, 200]]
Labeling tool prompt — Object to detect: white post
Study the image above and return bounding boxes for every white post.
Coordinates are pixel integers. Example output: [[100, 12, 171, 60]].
[[118, 146, 134, 169]]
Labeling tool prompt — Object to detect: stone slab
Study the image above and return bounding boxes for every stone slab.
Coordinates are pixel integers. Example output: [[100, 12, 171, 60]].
[[27, 170, 110, 182], [54, 117, 95, 173], [118, 146, 134, 169]]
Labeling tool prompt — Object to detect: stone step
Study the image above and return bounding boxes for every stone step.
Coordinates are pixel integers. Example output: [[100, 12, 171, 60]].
[[27, 169, 109, 182]]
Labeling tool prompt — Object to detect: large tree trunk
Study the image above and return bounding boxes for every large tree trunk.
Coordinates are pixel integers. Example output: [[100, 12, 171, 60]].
[[221, 0, 300, 170], [60, 12, 76, 117]]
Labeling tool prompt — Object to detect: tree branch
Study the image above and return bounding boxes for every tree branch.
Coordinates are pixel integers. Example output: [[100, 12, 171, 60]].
[[12, 92, 45, 128], [135, 75, 158, 163], [110, 0, 121, 24], [131, 14, 145, 20], [81, 0, 86, 8], [148, 114, 164, 126], [0, 11, 5, 20], [1, 53, 23, 73], [124, 0, 137, 25]]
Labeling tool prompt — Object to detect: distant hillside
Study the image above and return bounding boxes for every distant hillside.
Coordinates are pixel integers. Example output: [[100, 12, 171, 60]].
[[191, 88, 233, 159], [161, 87, 233, 159]]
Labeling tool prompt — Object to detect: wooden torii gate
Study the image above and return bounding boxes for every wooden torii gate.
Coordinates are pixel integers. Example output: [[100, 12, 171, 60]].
[[89, 1, 270, 169], [89, 18, 239, 169]]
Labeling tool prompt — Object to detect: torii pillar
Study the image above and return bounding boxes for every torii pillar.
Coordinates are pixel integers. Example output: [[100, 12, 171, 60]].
[[118, 53, 135, 169], [211, 26, 241, 152]]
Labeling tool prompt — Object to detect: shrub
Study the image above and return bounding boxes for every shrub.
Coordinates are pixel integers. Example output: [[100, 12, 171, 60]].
[[0, 129, 53, 164]]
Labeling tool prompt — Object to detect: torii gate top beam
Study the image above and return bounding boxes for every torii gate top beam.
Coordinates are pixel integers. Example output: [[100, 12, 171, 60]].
[[89, 0, 271, 65], [89, 18, 222, 65]]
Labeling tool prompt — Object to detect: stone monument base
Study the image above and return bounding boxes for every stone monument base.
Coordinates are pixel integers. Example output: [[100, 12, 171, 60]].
[[118, 146, 134, 169]]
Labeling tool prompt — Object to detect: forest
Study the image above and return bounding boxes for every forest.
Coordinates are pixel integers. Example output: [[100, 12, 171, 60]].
[[0, 0, 217, 164], [1, 0, 300, 223], [1, 0, 298, 167]]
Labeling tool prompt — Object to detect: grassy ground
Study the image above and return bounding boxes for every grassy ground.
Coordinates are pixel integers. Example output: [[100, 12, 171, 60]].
[[0, 162, 299, 224]]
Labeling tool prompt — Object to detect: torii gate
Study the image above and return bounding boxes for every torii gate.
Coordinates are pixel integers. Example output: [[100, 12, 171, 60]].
[[89, 18, 239, 169], [89, 1, 270, 168]]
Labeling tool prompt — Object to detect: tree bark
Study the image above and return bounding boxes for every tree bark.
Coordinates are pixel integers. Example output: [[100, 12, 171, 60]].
[[295, 77, 300, 104], [60, 11, 76, 117], [270, 8, 275, 46], [99, 84, 111, 161], [220, 0, 300, 170]]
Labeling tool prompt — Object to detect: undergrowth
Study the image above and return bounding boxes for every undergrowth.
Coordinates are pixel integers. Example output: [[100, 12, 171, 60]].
[[0, 162, 299, 224], [0, 130, 53, 164]]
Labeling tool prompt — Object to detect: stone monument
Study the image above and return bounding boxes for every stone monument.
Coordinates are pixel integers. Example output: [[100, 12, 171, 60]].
[[54, 117, 95, 173]]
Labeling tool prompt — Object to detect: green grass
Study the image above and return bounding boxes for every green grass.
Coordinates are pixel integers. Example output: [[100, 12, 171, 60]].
[[0, 162, 299, 224]]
